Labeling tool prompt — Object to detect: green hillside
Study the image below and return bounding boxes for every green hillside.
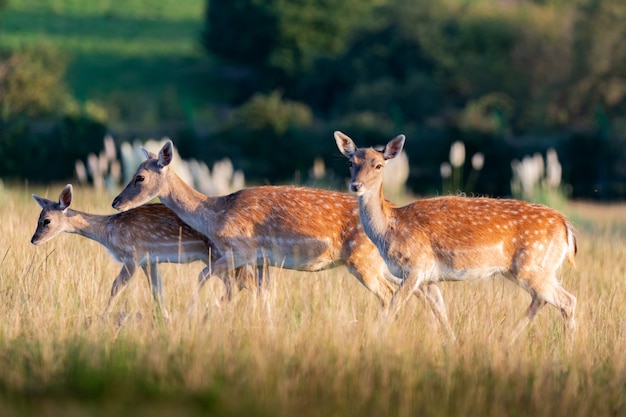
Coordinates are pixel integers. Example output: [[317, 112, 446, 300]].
[[0, 0, 213, 125]]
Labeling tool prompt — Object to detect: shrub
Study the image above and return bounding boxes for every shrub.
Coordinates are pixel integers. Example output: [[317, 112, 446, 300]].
[[0, 42, 75, 120], [206, 92, 314, 183], [0, 116, 107, 182]]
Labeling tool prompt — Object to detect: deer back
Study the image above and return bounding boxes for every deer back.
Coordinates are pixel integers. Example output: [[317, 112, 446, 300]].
[[383, 196, 575, 279], [107, 204, 212, 264], [205, 186, 373, 264]]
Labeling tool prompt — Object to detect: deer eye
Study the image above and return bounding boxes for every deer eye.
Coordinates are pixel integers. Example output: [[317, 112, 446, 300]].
[[135, 175, 145, 184], [375, 163, 384, 170], [43, 219, 51, 226]]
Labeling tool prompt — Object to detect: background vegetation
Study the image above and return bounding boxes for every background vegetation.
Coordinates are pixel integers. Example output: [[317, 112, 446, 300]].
[[0, 183, 624, 416], [1, 0, 626, 198]]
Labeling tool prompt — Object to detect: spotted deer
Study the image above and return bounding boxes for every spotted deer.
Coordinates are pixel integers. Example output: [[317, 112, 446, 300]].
[[110, 140, 455, 332], [31, 184, 257, 318], [335, 131, 577, 342]]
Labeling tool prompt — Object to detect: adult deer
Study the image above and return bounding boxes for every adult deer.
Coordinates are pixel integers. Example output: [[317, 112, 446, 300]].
[[334, 131, 577, 342], [31, 184, 256, 318], [111, 140, 454, 331]]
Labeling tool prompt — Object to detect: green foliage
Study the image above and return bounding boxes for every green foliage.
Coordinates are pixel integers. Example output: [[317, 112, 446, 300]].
[[2, 0, 626, 198], [233, 90, 312, 135], [203, 0, 276, 68], [0, 116, 107, 181], [0, 39, 110, 182], [458, 93, 513, 136], [0, 42, 74, 120], [203, 0, 376, 78], [211, 91, 315, 182], [0, 0, 208, 182], [266, 0, 375, 75], [0, 0, 208, 124]]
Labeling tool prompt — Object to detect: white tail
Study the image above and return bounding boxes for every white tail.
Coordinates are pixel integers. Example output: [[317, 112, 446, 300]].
[[335, 131, 577, 342], [31, 185, 257, 318], [111, 141, 427, 316]]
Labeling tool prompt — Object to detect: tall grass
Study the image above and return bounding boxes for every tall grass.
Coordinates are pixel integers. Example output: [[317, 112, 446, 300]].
[[1, 183, 626, 416]]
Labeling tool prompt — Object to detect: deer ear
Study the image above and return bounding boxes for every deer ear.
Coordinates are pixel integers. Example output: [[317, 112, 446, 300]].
[[334, 131, 357, 158], [157, 140, 174, 168], [32, 194, 53, 209], [383, 135, 405, 160], [59, 184, 73, 211], [141, 147, 157, 160]]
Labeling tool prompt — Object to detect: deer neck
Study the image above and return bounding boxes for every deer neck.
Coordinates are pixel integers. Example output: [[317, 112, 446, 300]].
[[357, 183, 392, 247], [158, 171, 219, 233], [65, 209, 111, 245]]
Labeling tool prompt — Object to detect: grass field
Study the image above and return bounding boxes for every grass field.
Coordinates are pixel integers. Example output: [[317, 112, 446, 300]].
[[1, 182, 625, 416]]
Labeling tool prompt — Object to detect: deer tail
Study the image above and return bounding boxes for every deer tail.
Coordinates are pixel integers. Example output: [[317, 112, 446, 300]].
[[565, 220, 577, 267]]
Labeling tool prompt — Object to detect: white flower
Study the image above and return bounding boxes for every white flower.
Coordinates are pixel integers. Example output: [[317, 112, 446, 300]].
[[545, 148, 562, 188], [471, 152, 484, 171], [440, 162, 452, 179], [449, 141, 466, 168]]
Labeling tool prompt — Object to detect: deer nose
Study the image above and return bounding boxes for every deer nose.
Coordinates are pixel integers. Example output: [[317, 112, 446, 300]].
[[112, 196, 121, 209], [350, 182, 363, 193]]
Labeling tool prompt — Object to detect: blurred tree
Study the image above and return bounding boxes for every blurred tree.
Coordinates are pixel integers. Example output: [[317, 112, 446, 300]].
[[0, 43, 74, 120], [566, 0, 626, 128], [0, 116, 107, 181], [210, 91, 314, 182], [203, 0, 377, 90], [202, 0, 626, 198], [203, 0, 276, 67], [296, 0, 444, 122]]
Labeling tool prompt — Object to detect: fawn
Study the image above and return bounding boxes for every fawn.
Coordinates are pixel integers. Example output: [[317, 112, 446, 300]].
[[335, 131, 577, 342], [31, 184, 256, 318], [111, 140, 455, 328]]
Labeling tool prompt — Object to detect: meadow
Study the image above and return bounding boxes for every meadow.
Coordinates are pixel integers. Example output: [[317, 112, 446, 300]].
[[0, 182, 625, 416], [0, 0, 215, 125]]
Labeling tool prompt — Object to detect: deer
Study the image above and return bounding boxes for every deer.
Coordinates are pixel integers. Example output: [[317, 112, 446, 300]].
[[334, 131, 577, 343], [110, 140, 456, 336], [31, 184, 258, 319]]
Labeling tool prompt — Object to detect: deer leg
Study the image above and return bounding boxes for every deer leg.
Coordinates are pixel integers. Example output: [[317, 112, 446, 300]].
[[386, 272, 428, 326], [141, 263, 163, 305], [553, 285, 577, 346], [552, 286, 577, 333], [251, 253, 271, 295], [141, 264, 169, 321], [256, 265, 268, 292], [188, 255, 248, 315], [421, 282, 456, 343], [345, 262, 395, 309], [382, 269, 451, 333], [103, 262, 137, 315], [534, 283, 577, 340], [510, 293, 545, 344], [510, 267, 577, 344]]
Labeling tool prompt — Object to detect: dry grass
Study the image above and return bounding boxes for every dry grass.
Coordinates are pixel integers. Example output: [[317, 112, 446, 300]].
[[1, 183, 625, 416]]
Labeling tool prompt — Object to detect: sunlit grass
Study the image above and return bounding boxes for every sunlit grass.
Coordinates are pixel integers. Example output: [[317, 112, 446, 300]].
[[1, 183, 626, 416]]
